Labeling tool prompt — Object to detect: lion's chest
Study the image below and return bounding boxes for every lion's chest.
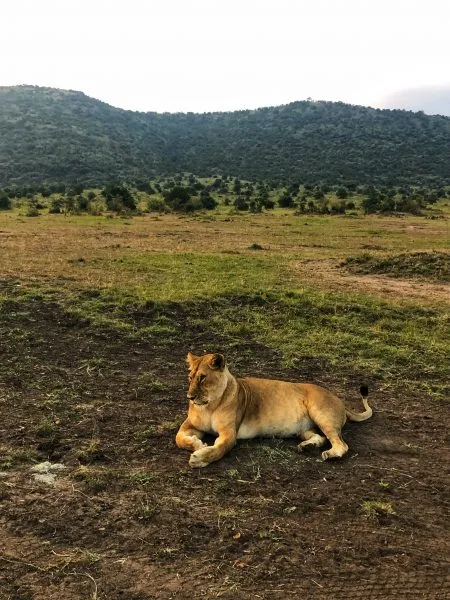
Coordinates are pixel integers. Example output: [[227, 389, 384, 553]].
[[189, 407, 215, 435]]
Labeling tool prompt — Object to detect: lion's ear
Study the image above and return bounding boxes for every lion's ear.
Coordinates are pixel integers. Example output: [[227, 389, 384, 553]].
[[209, 353, 225, 371], [186, 352, 199, 368]]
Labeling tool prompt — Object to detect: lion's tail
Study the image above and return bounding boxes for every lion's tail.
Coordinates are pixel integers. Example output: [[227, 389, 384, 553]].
[[345, 385, 372, 422]]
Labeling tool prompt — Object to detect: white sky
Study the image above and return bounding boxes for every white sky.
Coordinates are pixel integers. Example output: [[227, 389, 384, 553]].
[[1, 0, 449, 113]]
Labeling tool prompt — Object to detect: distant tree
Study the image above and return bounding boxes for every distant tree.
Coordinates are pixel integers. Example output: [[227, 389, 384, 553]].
[[330, 200, 346, 214], [76, 195, 90, 212], [307, 199, 316, 212], [49, 197, 62, 213], [336, 186, 348, 199], [163, 185, 193, 211], [317, 197, 330, 214], [200, 190, 217, 210], [297, 194, 307, 213], [361, 186, 381, 214], [261, 197, 275, 209], [313, 187, 324, 200], [249, 199, 263, 213], [190, 181, 205, 193], [52, 183, 66, 194], [70, 183, 84, 195], [426, 190, 441, 204], [25, 197, 39, 217], [147, 197, 171, 213], [135, 180, 152, 193], [278, 192, 294, 208], [102, 182, 136, 211], [0, 192, 11, 210], [234, 196, 249, 210], [287, 182, 300, 195], [63, 195, 76, 214]]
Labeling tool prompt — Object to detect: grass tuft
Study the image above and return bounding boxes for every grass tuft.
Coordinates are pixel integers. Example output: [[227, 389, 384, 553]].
[[343, 251, 450, 282], [361, 500, 396, 520]]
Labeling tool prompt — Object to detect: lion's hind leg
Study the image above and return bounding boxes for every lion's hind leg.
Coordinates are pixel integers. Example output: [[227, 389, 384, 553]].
[[307, 394, 349, 460], [319, 429, 348, 460], [297, 429, 326, 452], [313, 419, 348, 460]]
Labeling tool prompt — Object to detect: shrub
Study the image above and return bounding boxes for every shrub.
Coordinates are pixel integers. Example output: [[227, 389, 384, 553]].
[[25, 199, 39, 217], [0, 192, 11, 210], [336, 186, 349, 199], [263, 198, 275, 210], [234, 196, 249, 211], [200, 192, 218, 210], [278, 193, 294, 208], [163, 185, 192, 211], [49, 198, 62, 214], [102, 182, 136, 212], [330, 200, 346, 214], [147, 197, 171, 213], [76, 195, 90, 212]]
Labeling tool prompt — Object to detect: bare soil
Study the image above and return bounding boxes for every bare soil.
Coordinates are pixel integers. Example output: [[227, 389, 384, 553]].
[[293, 259, 450, 304], [1, 282, 449, 599]]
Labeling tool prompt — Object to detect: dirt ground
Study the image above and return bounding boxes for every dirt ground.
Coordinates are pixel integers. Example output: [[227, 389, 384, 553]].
[[0, 281, 449, 599], [293, 259, 450, 304]]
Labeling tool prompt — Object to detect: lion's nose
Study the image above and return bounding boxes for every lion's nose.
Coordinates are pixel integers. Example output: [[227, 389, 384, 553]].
[[187, 393, 197, 400]]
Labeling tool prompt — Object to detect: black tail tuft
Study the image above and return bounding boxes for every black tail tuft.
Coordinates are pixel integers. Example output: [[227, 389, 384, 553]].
[[360, 384, 369, 397]]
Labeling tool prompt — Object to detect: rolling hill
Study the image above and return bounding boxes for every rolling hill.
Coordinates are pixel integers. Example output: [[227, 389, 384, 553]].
[[1, 85, 449, 187]]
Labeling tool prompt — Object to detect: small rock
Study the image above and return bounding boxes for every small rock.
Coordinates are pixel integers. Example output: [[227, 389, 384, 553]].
[[34, 473, 57, 486], [31, 462, 67, 486], [31, 461, 67, 474]]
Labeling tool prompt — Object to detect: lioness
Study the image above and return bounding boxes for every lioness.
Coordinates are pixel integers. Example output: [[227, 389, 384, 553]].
[[176, 352, 372, 468]]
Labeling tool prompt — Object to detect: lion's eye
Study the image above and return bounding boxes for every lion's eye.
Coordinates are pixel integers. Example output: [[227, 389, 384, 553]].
[[199, 374, 206, 383]]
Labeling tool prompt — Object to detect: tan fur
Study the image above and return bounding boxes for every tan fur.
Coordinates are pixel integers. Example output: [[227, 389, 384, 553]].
[[176, 352, 372, 468]]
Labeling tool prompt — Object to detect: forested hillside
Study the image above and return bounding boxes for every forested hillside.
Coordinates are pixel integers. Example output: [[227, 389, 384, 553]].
[[1, 85, 449, 187]]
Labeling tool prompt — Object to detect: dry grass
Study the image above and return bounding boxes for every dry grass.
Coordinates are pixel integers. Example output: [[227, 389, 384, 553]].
[[0, 211, 448, 303], [1, 209, 448, 399]]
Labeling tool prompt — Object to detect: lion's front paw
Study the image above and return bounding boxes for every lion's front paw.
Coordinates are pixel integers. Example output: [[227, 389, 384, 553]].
[[190, 436, 208, 451], [189, 447, 213, 468], [194, 441, 208, 451]]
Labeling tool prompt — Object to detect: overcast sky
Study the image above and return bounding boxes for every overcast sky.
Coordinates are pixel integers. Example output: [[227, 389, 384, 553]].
[[1, 0, 449, 114]]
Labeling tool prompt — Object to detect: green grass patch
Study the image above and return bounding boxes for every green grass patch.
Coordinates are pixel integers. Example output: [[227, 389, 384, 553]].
[[204, 290, 449, 398], [85, 252, 289, 302], [343, 251, 450, 282], [2, 281, 448, 399]]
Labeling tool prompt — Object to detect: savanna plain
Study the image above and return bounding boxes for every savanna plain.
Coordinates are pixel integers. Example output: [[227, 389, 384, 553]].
[[0, 206, 449, 599]]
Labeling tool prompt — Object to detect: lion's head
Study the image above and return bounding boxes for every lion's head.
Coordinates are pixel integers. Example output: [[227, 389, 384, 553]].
[[186, 352, 228, 407]]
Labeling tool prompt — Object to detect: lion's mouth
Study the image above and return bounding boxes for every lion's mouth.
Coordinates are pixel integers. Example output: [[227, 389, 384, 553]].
[[191, 399, 208, 406]]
